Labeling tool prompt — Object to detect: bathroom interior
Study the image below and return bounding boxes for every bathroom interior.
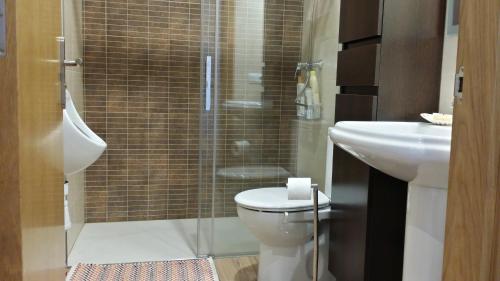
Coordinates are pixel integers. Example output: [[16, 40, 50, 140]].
[[63, 0, 459, 277], [64, 0, 342, 263], [1, 0, 499, 280]]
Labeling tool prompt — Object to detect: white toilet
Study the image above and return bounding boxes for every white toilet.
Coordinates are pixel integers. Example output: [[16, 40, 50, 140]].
[[235, 187, 332, 281]]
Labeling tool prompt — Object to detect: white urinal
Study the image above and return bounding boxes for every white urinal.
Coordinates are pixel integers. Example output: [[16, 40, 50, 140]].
[[63, 90, 106, 175]]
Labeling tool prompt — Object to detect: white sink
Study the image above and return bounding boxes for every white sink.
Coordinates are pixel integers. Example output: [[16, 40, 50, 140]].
[[329, 121, 451, 188], [329, 121, 453, 281]]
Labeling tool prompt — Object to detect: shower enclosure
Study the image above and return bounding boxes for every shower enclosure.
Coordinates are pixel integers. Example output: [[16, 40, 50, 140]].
[[68, 0, 304, 261], [197, 0, 304, 257]]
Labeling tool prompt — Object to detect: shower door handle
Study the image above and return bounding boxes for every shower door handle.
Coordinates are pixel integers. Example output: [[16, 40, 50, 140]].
[[205, 56, 212, 111]]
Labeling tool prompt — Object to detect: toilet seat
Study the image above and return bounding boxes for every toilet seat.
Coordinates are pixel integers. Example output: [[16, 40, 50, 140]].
[[235, 187, 330, 212]]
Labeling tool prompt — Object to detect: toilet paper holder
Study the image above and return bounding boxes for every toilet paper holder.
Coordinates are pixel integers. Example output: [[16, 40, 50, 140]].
[[284, 181, 320, 281], [284, 181, 327, 281]]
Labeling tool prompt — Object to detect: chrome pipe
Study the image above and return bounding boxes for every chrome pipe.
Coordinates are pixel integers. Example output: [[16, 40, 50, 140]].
[[312, 183, 319, 281]]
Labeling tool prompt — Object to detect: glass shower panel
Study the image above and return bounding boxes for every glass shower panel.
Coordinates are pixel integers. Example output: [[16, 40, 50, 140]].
[[197, 0, 217, 257], [206, 0, 304, 257]]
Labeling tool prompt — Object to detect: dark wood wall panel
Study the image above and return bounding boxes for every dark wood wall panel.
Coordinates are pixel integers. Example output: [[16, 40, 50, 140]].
[[377, 0, 446, 121]]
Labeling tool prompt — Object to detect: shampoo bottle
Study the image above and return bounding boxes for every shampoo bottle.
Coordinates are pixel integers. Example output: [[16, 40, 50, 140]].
[[309, 70, 321, 119], [309, 70, 320, 105], [297, 75, 306, 118], [304, 87, 314, 119]]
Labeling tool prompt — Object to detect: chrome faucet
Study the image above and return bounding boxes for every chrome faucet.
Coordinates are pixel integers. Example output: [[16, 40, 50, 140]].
[[295, 60, 323, 79]]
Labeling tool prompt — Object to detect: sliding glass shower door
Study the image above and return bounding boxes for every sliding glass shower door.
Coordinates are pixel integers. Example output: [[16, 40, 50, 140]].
[[198, 0, 304, 257]]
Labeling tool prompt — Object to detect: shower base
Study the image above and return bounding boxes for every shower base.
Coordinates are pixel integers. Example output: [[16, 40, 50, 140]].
[[67, 217, 258, 266]]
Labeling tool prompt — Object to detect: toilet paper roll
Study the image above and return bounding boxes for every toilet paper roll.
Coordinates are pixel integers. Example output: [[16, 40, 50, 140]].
[[287, 178, 312, 200]]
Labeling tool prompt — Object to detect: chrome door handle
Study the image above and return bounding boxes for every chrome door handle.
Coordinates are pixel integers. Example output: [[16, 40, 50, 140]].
[[64, 58, 83, 67]]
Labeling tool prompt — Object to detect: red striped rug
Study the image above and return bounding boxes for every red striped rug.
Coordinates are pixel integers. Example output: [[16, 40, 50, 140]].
[[67, 258, 219, 281]]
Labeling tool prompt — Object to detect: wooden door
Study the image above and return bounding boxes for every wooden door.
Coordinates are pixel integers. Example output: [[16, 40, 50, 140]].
[[442, 0, 500, 280], [0, 0, 65, 280]]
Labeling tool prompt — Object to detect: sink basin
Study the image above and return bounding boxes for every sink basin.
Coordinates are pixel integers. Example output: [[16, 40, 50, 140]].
[[329, 121, 453, 281], [329, 121, 452, 188]]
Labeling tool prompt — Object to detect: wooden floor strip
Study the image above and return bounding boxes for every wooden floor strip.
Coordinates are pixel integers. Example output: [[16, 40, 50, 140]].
[[214, 256, 258, 281]]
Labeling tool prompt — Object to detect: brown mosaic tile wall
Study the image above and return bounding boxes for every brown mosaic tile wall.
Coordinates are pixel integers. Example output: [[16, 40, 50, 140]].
[[83, 0, 303, 222]]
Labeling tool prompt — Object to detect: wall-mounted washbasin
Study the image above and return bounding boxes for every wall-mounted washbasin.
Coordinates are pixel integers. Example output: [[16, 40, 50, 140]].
[[329, 121, 453, 281], [329, 121, 451, 188], [63, 90, 106, 175]]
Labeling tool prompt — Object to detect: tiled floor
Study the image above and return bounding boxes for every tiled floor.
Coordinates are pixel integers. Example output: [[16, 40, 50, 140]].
[[68, 217, 258, 266], [215, 256, 259, 281]]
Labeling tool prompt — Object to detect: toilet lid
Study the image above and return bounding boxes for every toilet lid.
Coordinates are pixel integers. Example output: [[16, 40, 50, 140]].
[[235, 187, 330, 212]]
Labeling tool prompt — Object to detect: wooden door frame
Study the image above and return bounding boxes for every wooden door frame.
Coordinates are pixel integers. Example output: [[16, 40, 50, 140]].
[[442, 0, 500, 280]]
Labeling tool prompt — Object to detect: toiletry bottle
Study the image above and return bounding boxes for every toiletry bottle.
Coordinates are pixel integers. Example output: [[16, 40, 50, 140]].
[[305, 87, 314, 119], [310, 70, 320, 105], [297, 75, 306, 118], [309, 70, 321, 119]]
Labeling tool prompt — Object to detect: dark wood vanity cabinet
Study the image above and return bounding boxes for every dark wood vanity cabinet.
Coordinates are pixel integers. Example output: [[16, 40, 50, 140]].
[[337, 44, 380, 86], [329, 0, 446, 280], [339, 0, 383, 43], [337, 0, 446, 121], [330, 95, 408, 281]]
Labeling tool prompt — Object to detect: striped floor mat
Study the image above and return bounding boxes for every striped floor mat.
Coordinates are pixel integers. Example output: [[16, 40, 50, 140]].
[[67, 258, 219, 281]]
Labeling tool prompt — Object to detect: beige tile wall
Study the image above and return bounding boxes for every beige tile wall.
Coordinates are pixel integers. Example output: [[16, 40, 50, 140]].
[[439, 0, 459, 115], [64, 0, 86, 254], [297, 0, 341, 188]]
